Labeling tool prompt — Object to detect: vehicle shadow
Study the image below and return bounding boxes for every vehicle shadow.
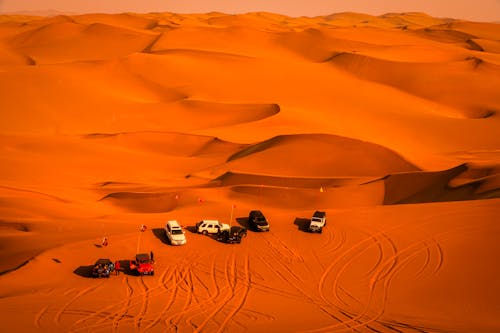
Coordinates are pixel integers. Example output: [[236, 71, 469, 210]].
[[235, 217, 250, 229], [184, 225, 199, 234], [73, 265, 94, 278], [118, 259, 138, 276], [294, 218, 310, 232], [152, 228, 169, 245]]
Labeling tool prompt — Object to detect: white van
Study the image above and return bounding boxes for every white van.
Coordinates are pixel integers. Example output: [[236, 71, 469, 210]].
[[165, 220, 187, 245]]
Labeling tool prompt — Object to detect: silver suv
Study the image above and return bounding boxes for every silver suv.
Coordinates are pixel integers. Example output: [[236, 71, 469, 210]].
[[309, 211, 326, 233], [196, 220, 230, 235]]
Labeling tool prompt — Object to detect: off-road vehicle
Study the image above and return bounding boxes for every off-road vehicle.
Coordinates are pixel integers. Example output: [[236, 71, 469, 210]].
[[309, 211, 326, 233], [217, 226, 247, 244], [196, 220, 230, 235], [165, 220, 187, 245], [130, 253, 154, 276], [248, 210, 270, 232], [92, 258, 114, 278]]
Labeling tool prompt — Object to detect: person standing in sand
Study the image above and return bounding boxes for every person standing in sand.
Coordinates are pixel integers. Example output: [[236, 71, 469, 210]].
[[115, 261, 120, 275], [102, 237, 108, 247]]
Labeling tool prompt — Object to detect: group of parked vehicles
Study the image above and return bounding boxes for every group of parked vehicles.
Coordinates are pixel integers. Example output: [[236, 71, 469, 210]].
[[91, 210, 326, 278], [92, 252, 154, 278]]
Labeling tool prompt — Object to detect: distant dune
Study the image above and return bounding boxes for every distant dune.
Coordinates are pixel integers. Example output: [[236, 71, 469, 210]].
[[0, 11, 499, 333]]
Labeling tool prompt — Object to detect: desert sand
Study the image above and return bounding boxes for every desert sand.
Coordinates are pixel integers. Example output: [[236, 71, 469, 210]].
[[0, 11, 499, 332]]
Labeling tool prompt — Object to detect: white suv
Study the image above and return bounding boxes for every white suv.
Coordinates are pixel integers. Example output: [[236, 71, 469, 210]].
[[165, 220, 187, 245], [309, 211, 326, 233], [196, 220, 230, 235]]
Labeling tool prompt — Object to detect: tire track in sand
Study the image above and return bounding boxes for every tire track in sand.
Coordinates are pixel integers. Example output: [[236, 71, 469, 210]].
[[169, 267, 196, 331], [112, 275, 134, 332], [34, 305, 49, 329], [142, 265, 178, 332], [54, 284, 103, 327], [311, 224, 480, 333], [193, 251, 237, 333], [180, 256, 236, 330], [215, 253, 251, 333], [134, 275, 150, 330], [160, 266, 196, 331]]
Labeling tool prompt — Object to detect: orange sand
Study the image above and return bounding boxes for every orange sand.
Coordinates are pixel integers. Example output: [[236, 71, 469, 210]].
[[0, 11, 499, 332]]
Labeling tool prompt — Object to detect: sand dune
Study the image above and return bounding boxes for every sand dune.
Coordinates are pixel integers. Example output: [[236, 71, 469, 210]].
[[0, 11, 499, 333], [436, 21, 500, 40], [225, 133, 419, 177], [8, 20, 158, 64], [381, 164, 499, 204], [83, 131, 244, 157], [213, 171, 365, 188], [149, 25, 279, 58], [326, 52, 500, 118], [73, 13, 158, 30]]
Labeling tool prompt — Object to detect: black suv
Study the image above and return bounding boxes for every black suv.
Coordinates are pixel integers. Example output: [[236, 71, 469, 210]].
[[248, 210, 270, 232], [217, 226, 247, 244]]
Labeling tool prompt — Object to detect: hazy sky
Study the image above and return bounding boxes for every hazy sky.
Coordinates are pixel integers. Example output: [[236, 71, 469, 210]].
[[0, 0, 499, 21]]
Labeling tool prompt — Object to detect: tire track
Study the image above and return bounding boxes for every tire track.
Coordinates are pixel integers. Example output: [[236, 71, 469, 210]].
[[112, 276, 134, 332], [142, 266, 178, 332], [182, 266, 223, 329], [170, 267, 195, 330], [34, 305, 49, 329], [54, 284, 103, 327], [264, 232, 303, 262], [162, 266, 196, 331], [314, 234, 422, 332], [216, 254, 251, 333], [312, 223, 482, 333], [256, 246, 347, 328], [67, 267, 187, 332], [71, 275, 137, 332], [134, 275, 150, 330], [322, 227, 346, 255], [193, 252, 236, 333]]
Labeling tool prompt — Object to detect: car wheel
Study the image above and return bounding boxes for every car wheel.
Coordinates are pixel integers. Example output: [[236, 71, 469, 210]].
[[202, 230, 208, 235]]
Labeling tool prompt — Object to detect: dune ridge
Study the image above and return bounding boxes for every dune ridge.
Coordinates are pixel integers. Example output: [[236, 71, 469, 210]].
[[226, 133, 420, 177], [325, 52, 500, 118]]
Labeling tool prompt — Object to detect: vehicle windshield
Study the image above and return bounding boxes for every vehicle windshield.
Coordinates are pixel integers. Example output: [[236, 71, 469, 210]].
[[172, 229, 183, 235], [255, 217, 267, 225]]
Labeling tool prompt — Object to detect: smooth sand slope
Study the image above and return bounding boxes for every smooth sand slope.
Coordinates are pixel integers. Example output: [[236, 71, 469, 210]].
[[0, 11, 499, 333]]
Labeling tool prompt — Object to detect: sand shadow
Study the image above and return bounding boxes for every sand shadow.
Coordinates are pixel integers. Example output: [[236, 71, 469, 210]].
[[235, 217, 250, 229], [73, 265, 94, 278], [152, 228, 169, 245], [184, 225, 199, 234], [117, 259, 138, 276], [294, 218, 311, 232]]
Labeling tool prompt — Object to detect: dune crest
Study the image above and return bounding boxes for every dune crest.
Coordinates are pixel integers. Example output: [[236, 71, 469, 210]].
[[381, 164, 500, 204], [325, 52, 500, 118], [226, 133, 420, 177]]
